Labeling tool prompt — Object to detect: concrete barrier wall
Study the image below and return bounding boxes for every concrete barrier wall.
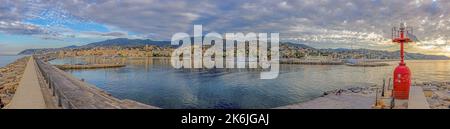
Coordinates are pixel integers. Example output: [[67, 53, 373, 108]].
[[34, 56, 159, 109]]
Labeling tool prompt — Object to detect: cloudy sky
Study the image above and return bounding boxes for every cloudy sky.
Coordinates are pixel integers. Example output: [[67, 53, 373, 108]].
[[1, 0, 450, 56]]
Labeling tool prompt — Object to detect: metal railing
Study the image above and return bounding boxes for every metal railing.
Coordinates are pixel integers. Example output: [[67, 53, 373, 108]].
[[33, 55, 75, 109], [31, 55, 157, 109]]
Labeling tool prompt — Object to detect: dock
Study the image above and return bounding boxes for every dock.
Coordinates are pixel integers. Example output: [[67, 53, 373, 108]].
[[275, 94, 374, 109], [345, 62, 389, 67], [6, 55, 159, 109], [5, 57, 46, 109], [54, 64, 126, 70], [280, 58, 343, 65], [408, 86, 430, 109]]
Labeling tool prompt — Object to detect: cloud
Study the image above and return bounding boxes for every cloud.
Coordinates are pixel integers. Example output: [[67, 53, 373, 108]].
[[42, 0, 215, 40], [0, 21, 48, 35], [1, 0, 450, 56], [0, 0, 35, 21], [0, 0, 63, 39], [100, 32, 127, 37], [5, 0, 450, 39], [78, 31, 128, 37]]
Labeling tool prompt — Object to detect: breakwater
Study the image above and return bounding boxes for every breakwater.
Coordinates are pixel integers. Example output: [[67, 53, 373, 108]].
[[54, 64, 126, 70], [3, 55, 160, 109], [34, 55, 159, 109], [0, 57, 30, 107], [280, 58, 343, 65]]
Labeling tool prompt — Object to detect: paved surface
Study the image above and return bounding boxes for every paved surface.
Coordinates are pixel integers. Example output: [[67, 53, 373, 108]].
[[35, 57, 159, 109], [275, 94, 374, 109], [5, 57, 157, 109], [6, 57, 46, 109], [408, 86, 430, 109]]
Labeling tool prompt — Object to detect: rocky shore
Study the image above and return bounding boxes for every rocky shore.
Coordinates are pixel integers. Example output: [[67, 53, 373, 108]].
[[276, 85, 379, 109], [0, 57, 30, 107], [416, 82, 450, 109], [277, 82, 450, 109], [54, 64, 126, 70], [322, 85, 380, 96]]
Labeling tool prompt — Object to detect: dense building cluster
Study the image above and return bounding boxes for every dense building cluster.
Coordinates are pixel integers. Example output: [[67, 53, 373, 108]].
[[58, 45, 174, 57]]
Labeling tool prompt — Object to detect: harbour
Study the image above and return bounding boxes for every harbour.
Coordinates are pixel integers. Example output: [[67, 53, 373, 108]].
[[48, 56, 450, 109]]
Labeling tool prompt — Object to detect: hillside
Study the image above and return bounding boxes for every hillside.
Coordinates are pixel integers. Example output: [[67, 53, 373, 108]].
[[81, 38, 171, 48], [17, 38, 450, 60], [18, 38, 171, 55], [320, 48, 449, 60]]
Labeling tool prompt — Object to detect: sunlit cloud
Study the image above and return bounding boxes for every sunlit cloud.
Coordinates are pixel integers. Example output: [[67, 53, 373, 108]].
[[0, 0, 449, 56]]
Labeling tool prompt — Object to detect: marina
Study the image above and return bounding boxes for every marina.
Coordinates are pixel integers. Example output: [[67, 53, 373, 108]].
[[48, 57, 450, 109]]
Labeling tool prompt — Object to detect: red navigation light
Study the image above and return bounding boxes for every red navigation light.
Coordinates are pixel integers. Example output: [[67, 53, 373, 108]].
[[392, 22, 413, 100]]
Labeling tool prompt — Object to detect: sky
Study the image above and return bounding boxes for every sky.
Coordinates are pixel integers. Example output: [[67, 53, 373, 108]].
[[1, 0, 450, 56]]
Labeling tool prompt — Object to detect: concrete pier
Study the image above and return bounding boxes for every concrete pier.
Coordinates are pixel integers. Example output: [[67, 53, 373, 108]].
[[408, 86, 430, 109], [5, 55, 159, 109], [54, 64, 126, 70], [6, 57, 46, 109]]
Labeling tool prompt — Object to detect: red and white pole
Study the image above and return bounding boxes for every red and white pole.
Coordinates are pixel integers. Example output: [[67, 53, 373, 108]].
[[392, 23, 413, 100]]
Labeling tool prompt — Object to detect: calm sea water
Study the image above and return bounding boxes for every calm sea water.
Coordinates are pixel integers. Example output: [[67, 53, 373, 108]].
[[0, 55, 25, 67], [50, 57, 450, 109]]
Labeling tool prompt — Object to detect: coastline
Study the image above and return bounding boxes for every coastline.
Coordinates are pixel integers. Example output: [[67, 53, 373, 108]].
[[0, 55, 26, 67], [0, 56, 30, 106], [5, 56, 160, 109], [4, 54, 449, 109], [52, 55, 450, 109], [54, 64, 126, 70]]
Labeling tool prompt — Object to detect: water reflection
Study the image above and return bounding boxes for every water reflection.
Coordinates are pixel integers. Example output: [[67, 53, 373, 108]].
[[50, 57, 450, 109]]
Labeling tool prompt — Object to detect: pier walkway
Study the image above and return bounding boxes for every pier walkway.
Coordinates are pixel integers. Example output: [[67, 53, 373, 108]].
[[6, 57, 46, 109], [408, 86, 430, 109], [6, 55, 158, 109], [275, 94, 374, 109]]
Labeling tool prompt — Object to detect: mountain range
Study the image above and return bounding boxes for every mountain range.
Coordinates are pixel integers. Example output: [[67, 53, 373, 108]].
[[18, 38, 171, 55], [81, 38, 171, 48]]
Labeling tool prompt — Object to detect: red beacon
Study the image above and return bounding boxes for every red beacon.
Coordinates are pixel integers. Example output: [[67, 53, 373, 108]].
[[392, 22, 413, 100]]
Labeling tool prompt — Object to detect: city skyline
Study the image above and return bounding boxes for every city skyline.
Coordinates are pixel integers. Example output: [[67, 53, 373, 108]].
[[1, 0, 450, 57]]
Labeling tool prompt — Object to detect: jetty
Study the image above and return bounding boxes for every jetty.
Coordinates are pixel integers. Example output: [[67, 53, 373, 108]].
[[54, 64, 126, 70], [275, 86, 377, 109], [5, 57, 46, 109], [345, 62, 389, 67], [344, 59, 390, 67], [5, 55, 159, 109], [280, 58, 343, 65]]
